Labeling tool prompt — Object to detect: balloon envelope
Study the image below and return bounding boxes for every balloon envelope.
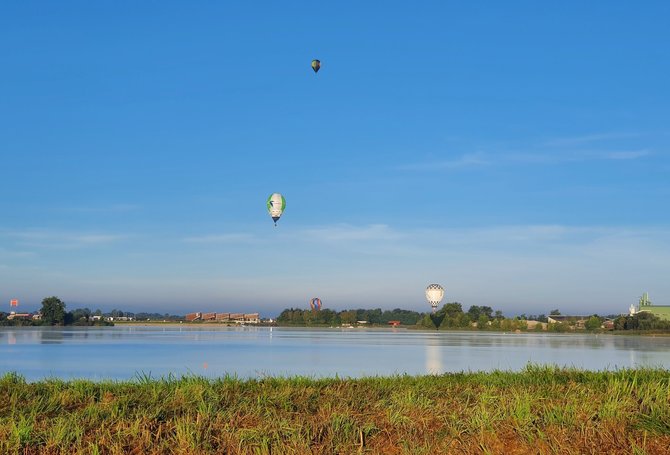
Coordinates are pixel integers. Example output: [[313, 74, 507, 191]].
[[425, 284, 445, 312], [309, 298, 322, 311], [311, 59, 320, 73], [267, 193, 286, 225]]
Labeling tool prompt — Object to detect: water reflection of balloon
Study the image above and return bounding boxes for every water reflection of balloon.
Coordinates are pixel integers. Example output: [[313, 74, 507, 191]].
[[425, 284, 445, 313], [425, 343, 443, 374]]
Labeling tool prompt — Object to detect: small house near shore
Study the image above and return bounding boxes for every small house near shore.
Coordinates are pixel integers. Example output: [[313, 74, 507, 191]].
[[184, 312, 260, 324], [185, 312, 202, 322], [202, 312, 216, 321]]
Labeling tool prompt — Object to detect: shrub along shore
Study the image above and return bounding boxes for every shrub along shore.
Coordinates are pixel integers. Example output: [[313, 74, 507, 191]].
[[1, 366, 669, 454]]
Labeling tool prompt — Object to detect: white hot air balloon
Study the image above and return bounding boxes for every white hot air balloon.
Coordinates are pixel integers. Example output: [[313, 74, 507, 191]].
[[425, 284, 444, 313], [267, 193, 286, 226]]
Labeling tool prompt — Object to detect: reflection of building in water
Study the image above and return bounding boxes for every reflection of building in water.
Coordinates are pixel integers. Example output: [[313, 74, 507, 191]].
[[40, 330, 64, 344], [425, 343, 443, 374]]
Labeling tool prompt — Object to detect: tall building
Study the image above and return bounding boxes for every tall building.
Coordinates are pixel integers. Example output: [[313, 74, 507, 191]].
[[634, 292, 670, 320]]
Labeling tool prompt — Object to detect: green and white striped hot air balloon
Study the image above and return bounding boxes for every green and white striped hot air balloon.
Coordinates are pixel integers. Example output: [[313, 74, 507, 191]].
[[267, 193, 286, 226]]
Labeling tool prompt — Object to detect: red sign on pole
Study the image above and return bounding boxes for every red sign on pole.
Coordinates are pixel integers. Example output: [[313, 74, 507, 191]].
[[10, 299, 18, 307]]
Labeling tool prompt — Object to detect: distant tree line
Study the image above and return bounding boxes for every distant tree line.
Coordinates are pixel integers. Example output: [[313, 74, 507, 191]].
[[277, 303, 670, 334], [4, 298, 670, 332], [416, 303, 532, 331], [613, 312, 670, 331], [0, 300, 185, 327], [276, 308, 424, 326], [0, 297, 113, 326]]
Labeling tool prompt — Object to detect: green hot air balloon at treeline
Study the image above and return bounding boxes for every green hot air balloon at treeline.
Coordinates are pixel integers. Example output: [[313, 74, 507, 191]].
[[311, 59, 321, 73]]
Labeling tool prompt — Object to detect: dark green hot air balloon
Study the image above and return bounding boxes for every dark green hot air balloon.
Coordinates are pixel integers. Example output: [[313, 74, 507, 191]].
[[311, 59, 321, 73]]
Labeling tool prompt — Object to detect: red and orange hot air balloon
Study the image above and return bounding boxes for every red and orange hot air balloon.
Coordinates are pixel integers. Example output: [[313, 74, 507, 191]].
[[309, 297, 322, 311]]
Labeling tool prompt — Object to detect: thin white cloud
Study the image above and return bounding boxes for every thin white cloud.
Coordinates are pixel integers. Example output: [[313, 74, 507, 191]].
[[397, 153, 491, 171], [74, 235, 125, 244], [5, 223, 667, 315], [400, 130, 654, 171], [2, 230, 127, 249], [288, 223, 670, 262], [301, 224, 401, 242], [183, 233, 256, 244], [602, 150, 650, 160], [543, 132, 641, 147], [506, 149, 651, 163], [401, 149, 651, 171], [7, 251, 37, 258], [61, 204, 141, 213]]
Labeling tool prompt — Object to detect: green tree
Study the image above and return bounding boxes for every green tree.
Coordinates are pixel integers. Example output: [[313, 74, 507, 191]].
[[467, 305, 482, 322], [41, 296, 66, 325], [548, 321, 569, 333], [614, 316, 627, 330], [302, 310, 316, 325], [418, 314, 438, 329], [442, 302, 464, 318], [585, 316, 602, 331], [340, 310, 357, 325], [550, 309, 561, 316], [459, 313, 472, 328], [70, 307, 92, 323], [320, 309, 338, 325], [366, 308, 383, 324]]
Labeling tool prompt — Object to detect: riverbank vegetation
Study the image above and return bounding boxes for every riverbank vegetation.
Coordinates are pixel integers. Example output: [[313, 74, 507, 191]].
[[6, 298, 669, 334], [276, 304, 670, 334], [0, 297, 112, 327], [277, 307, 425, 326], [1, 366, 668, 454]]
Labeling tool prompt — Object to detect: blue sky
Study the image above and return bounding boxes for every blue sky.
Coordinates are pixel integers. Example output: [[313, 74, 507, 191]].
[[1, 1, 669, 316]]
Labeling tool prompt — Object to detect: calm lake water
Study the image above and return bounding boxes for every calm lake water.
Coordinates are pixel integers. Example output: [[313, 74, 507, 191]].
[[1, 326, 669, 381]]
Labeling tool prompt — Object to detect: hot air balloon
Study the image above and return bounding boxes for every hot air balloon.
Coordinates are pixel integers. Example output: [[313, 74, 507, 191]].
[[309, 297, 322, 311], [425, 284, 444, 313], [267, 193, 286, 226], [10, 299, 18, 308], [311, 59, 321, 73]]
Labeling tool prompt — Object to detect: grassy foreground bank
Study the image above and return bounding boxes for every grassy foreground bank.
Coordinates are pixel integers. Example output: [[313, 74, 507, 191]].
[[1, 367, 669, 454]]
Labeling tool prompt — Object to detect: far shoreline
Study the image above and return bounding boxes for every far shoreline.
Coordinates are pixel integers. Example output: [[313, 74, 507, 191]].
[[5, 320, 670, 337], [93, 321, 670, 336]]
